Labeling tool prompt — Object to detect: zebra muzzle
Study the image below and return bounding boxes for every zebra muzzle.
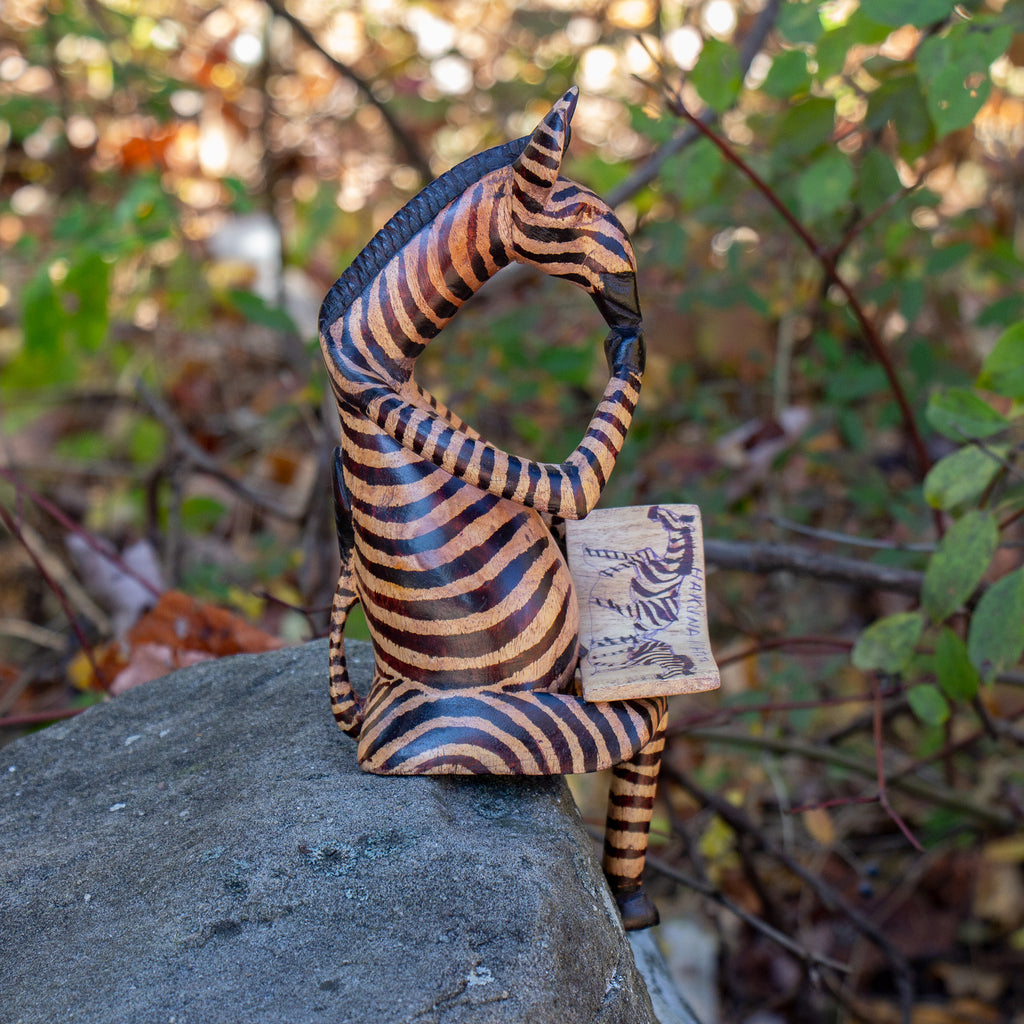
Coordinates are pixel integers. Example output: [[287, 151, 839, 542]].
[[593, 269, 641, 329], [604, 326, 646, 379]]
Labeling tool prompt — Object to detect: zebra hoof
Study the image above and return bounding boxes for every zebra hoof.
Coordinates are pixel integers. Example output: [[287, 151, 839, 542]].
[[614, 887, 660, 931]]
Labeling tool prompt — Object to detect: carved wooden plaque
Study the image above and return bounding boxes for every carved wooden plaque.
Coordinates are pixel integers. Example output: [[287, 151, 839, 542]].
[[566, 504, 721, 702]]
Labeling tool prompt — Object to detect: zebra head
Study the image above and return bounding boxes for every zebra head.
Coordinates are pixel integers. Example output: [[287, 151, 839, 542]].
[[648, 505, 695, 531], [508, 87, 642, 335]]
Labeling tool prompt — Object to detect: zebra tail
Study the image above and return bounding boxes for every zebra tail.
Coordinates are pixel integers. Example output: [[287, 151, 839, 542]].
[[329, 446, 364, 737], [328, 571, 364, 737]]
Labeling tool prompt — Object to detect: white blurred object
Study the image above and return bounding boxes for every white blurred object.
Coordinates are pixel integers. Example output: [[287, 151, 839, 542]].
[[630, 925, 712, 1024], [715, 406, 812, 501], [66, 536, 165, 637], [207, 211, 282, 303], [207, 212, 321, 334], [655, 919, 720, 1024], [716, 406, 812, 470]]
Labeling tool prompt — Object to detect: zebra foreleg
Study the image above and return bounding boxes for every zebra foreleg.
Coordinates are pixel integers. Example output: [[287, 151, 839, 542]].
[[602, 710, 666, 930]]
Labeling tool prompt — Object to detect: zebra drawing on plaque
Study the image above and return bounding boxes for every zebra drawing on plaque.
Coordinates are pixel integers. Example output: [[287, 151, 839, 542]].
[[586, 636, 695, 681], [581, 505, 696, 678], [318, 88, 664, 929]]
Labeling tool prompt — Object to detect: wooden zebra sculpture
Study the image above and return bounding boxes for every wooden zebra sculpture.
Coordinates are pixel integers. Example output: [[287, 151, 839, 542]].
[[318, 88, 666, 929]]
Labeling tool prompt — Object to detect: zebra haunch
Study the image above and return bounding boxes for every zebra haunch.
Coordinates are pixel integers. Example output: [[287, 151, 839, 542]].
[[318, 88, 667, 931]]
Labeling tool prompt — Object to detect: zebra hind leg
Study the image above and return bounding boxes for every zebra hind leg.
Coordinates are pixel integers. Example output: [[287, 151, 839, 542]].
[[601, 701, 667, 930]]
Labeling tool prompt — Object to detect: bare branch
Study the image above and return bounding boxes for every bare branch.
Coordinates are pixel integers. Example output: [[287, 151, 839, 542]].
[[643, 851, 852, 976], [704, 537, 924, 595], [136, 382, 303, 523]]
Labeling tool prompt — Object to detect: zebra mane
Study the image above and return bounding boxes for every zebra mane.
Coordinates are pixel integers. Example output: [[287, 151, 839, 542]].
[[318, 135, 530, 336]]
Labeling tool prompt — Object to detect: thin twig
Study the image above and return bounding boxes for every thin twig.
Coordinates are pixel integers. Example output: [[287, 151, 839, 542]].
[[827, 169, 927, 263], [263, 0, 432, 181], [664, 765, 915, 1023], [643, 851, 851, 976], [766, 516, 936, 553], [0, 705, 91, 728], [681, 727, 1017, 829], [607, 0, 784, 208], [0, 618, 66, 651], [0, 467, 163, 601], [870, 673, 924, 851], [667, 678, 894, 737], [136, 381, 302, 523], [717, 634, 854, 665], [0, 503, 106, 687]]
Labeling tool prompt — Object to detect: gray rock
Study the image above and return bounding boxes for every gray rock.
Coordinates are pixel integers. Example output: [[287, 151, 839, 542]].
[[0, 640, 656, 1024]]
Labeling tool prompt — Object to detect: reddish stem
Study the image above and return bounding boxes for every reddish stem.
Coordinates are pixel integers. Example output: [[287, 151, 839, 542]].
[[0, 466, 162, 600], [0, 706, 89, 728], [871, 672, 924, 851], [717, 634, 853, 667], [0, 501, 107, 687], [664, 95, 935, 494]]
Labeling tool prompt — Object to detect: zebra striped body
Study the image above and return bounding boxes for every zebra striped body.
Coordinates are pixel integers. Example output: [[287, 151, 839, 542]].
[[590, 505, 696, 636], [319, 89, 665, 927]]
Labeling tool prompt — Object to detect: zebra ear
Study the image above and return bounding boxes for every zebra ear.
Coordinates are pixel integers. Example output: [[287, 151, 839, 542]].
[[512, 86, 579, 210]]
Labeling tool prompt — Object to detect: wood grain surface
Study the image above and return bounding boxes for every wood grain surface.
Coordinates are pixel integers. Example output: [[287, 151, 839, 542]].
[[567, 504, 720, 701]]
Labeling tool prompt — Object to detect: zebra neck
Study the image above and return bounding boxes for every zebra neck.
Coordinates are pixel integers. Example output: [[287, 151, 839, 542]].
[[345, 168, 514, 382]]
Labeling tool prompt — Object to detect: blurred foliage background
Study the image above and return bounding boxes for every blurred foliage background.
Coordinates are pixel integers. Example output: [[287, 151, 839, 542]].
[[3, 0, 1024, 1020]]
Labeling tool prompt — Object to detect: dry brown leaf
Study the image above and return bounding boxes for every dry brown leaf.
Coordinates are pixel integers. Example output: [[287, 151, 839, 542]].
[[802, 805, 836, 847], [67, 590, 284, 693]]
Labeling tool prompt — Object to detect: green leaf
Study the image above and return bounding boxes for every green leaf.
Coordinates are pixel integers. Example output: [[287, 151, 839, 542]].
[[776, 2, 823, 45], [925, 388, 1010, 440], [923, 444, 1006, 511], [977, 296, 1024, 328], [926, 63, 992, 137], [55, 429, 107, 461], [859, 0, 954, 27], [129, 418, 165, 463], [925, 242, 973, 276], [181, 495, 228, 531], [856, 148, 904, 213], [907, 683, 950, 726], [690, 37, 741, 113], [865, 74, 934, 159], [814, 14, 892, 82], [898, 279, 925, 324], [774, 99, 838, 161], [63, 250, 111, 352], [921, 509, 998, 621], [795, 150, 854, 222], [934, 627, 980, 701], [21, 268, 62, 358], [761, 50, 811, 100], [226, 290, 297, 333], [664, 137, 723, 207], [917, 24, 1013, 137], [968, 568, 1024, 681], [978, 321, 1024, 399], [852, 612, 925, 673]]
